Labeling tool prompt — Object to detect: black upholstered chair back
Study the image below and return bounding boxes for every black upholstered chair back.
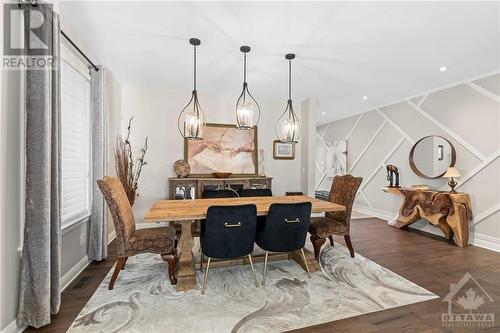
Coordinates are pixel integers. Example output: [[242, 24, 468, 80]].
[[201, 204, 257, 259], [201, 189, 239, 198], [256, 202, 312, 253], [238, 188, 273, 197]]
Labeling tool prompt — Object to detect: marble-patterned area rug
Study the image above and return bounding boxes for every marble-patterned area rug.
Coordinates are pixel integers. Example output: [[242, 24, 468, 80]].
[[67, 244, 437, 333]]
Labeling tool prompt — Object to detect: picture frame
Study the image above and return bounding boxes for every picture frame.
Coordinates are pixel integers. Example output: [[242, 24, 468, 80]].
[[184, 123, 258, 177], [273, 140, 295, 160]]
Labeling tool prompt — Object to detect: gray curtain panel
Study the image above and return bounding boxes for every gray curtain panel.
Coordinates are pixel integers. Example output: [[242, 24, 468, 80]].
[[17, 7, 62, 328], [88, 67, 108, 261]]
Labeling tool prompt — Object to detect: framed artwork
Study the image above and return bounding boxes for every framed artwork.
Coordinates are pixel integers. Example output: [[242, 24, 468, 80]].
[[273, 140, 295, 160], [184, 123, 258, 176], [326, 140, 347, 177]]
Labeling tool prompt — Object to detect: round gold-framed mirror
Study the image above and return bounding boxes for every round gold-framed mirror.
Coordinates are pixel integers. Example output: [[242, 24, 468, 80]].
[[409, 135, 456, 179]]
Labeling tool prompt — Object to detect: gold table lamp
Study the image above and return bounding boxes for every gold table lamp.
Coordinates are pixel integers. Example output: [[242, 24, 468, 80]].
[[443, 167, 461, 193]]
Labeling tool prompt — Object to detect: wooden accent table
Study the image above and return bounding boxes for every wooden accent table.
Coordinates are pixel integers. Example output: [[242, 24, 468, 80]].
[[383, 187, 473, 247], [145, 195, 345, 291]]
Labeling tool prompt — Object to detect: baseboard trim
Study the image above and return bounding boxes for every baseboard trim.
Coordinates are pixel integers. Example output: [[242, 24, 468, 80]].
[[470, 233, 500, 253], [353, 205, 394, 221], [107, 229, 116, 245], [0, 319, 26, 333], [60, 255, 92, 292], [354, 205, 500, 253]]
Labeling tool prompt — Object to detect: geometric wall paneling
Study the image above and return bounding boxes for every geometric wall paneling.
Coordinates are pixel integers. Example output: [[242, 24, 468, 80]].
[[322, 114, 360, 144], [363, 166, 398, 212], [354, 191, 371, 207], [317, 123, 329, 138], [458, 157, 500, 215], [419, 84, 500, 156], [474, 210, 500, 235], [346, 110, 385, 167], [349, 123, 401, 178], [381, 103, 482, 173], [410, 95, 426, 106], [315, 133, 330, 191], [316, 71, 500, 251], [471, 73, 500, 99]]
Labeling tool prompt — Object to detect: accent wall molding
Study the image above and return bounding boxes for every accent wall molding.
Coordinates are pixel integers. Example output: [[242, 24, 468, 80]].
[[316, 72, 500, 251]]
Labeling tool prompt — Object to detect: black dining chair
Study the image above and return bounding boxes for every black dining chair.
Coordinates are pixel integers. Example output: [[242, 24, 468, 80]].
[[199, 189, 239, 270], [255, 202, 312, 285], [200, 204, 259, 295], [238, 188, 273, 197], [201, 189, 239, 198]]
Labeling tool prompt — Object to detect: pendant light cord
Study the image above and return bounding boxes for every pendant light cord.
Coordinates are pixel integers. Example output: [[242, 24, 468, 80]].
[[193, 45, 197, 91], [243, 53, 247, 83], [288, 59, 292, 101]]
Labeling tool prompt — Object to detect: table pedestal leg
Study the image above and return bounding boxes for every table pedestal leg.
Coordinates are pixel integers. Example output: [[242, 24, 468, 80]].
[[176, 220, 197, 291], [290, 248, 320, 273]]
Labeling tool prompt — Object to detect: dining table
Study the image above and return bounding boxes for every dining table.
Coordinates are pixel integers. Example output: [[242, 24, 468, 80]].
[[144, 195, 346, 291]]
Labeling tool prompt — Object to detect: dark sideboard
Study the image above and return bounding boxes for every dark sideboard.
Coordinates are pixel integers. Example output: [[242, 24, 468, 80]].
[[168, 177, 273, 200]]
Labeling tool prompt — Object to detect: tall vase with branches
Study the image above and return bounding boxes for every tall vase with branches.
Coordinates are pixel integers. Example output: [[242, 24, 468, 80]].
[[115, 117, 148, 206]]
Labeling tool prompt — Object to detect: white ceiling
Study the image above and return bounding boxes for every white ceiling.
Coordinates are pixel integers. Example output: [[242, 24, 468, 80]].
[[59, 1, 500, 124]]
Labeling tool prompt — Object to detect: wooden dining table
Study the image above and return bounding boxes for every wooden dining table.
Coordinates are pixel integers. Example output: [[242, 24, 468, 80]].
[[144, 195, 345, 291]]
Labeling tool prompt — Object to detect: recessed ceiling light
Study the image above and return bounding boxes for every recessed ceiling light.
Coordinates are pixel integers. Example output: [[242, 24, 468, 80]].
[[321, 111, 326, 115], [439, 66, 447, 72], [362, 96, 368, 100]]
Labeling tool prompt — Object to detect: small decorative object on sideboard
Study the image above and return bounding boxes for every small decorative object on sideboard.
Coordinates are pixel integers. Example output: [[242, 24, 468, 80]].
[[273, 140, 295, 160], [174, 159, 190, 178], [443, 167, 461, 193], [386, 165, 400, 188], [212, 172, 233, 178]]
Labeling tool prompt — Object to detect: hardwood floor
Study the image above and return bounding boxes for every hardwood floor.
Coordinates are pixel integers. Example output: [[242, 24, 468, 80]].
[[26, 218, 500, 332]]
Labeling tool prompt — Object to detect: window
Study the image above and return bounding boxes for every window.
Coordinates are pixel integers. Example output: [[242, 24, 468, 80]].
[[61, 44, 91, 228]]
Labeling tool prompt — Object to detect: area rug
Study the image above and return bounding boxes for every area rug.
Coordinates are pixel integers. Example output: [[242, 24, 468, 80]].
[[67, 244, 437, 333]]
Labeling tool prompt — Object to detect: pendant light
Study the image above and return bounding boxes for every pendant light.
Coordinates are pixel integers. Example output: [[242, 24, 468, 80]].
[[235, 46, 260, 129], [178, 38, 206, 140], [276, 53, 300, 143]]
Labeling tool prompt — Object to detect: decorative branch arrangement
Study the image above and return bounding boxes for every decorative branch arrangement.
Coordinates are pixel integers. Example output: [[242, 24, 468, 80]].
[[115, 117, 148, 206]]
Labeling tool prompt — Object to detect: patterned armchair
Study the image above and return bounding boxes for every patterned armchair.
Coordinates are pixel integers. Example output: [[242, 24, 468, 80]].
[[309, 174, 362, 260], [97, 176, 178, 289]]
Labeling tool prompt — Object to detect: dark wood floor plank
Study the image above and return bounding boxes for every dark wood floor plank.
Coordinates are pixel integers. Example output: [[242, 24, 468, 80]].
[[24, 218, 500, 332]]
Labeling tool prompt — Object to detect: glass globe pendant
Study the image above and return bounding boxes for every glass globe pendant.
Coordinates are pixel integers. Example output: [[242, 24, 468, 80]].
[[235, 46, 260, 129], [276, 53, 300, 143], [178, 38, 206, 140]]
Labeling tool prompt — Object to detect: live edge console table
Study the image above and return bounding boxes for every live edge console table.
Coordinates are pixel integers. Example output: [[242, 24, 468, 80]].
[[168, 176, 272, 199], [383, 187, 473, 247]]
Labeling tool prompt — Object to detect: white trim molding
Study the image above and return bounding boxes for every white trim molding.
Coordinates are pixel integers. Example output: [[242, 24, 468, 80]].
[[407, 100, 487, 162], [467, 82, 500, 104], [348, 121, 387, 173], [60, 255, 92, 292], [474, 203, 500, 226], [345, 113, 363, 141], [107, 229, 116, 244], [470, 233, 500, 253], [0, 320, 26, 333]]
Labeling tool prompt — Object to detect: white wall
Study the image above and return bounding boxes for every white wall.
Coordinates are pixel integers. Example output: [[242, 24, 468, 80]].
[[120, 87, 303, 224], [316, 72, 500, 252]]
